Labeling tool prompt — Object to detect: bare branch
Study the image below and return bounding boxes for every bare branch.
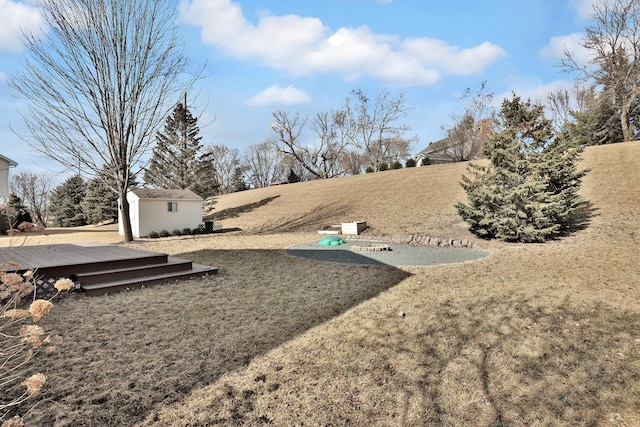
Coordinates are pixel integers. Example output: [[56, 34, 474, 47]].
[[10, 0, 198, 241]]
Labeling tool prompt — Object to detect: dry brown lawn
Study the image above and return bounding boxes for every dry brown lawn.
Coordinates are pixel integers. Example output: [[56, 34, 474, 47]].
[[4, 142, 640, 426]]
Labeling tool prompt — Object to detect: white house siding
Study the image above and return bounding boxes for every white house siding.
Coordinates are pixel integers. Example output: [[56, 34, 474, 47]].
[[0, 155, 18, 199]]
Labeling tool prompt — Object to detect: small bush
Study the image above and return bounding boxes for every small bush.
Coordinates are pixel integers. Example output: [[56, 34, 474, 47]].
[[182, 228, 192, 236], [365, 167, 374, 174], [159, 229, 170, 238], [192, 224, 206, 235], [1, 266, 73, 423], [379, 162, 389, 171], [405, 158, 417, 168], [391, 161, 403, 169], [148, 231, 160, 239], [172, 229, 182, 236]]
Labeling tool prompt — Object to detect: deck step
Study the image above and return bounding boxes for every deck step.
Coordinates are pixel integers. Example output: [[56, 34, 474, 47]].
[[81, 263, 218, 296], [72, 257, 194, 285]]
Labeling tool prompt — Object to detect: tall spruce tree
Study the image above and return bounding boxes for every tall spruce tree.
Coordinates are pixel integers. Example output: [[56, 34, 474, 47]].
[[82, 174, 119, 225], [145, 100, 202, 189], [456, 95, 588, 242], [190, 151, 220, 199], [49, 175, 86, 227]]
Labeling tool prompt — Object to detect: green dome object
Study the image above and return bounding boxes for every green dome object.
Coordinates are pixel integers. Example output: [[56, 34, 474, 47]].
[[319, 235, 345, 246]]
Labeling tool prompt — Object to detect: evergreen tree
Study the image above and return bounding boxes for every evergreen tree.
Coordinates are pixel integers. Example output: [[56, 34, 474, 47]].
[[8, 194, 33, 228], [287, 168, 301, 183], [456, 95, 588, 242], [49, 175, 86, 227], [190, 151, 220, 199], [144, 100, 202, 189], [81, 174, 118, 224], [568, 92, 624, 145], [231, 167, 249, 192]]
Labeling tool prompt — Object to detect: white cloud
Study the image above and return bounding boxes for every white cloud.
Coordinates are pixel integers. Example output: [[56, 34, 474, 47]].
[[569, 0, 596, 19], [247, 85, 311, 106], [496, 80, 574, 105], [569, 0, 617, 20], [179, 0, 505, 86], [540, 32, 592, 65], [0, 0, 43, 52]]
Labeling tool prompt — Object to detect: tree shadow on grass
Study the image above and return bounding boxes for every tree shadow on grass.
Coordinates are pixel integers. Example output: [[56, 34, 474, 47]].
[[377, 294, 640, 426], [203, 196, 280, 221], [254, 203, 351, 233], [561, 199, 600, 236], [18, 248, 411, 426]]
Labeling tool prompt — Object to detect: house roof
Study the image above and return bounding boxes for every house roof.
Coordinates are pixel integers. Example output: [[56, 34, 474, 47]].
[[416, 137, 455, 162], [130, 188, 203, 201], [0, 154, 18, 167]]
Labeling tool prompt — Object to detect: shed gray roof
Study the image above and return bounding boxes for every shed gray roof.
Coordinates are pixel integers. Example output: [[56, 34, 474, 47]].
[[130, 188, 203, 200]]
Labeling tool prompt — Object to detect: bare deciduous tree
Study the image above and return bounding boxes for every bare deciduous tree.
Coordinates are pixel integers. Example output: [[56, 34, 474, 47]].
[[442, 81, 494, 162], [350, 89, 415, 171], [269, 90, 415, 177], [268, 111, 324, 179], [9, 171, 51, 226], [562, 0, 640, 141], [202, 144, 243, 194], [243, 142, 286, 188], [10, 0, 195, 241], [546, 88, 572, 131]]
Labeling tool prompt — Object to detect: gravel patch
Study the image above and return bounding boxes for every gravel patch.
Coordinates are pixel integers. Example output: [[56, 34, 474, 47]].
[[286, 240, 489, 266]]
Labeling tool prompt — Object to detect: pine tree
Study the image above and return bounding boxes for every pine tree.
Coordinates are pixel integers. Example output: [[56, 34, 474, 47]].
[[8, 194, 33, 228], [144, 100, 202, 189], [81, 174, 119, 224], [231, 167, 249, 192], [456, 95, 588, 242], [287, 168, 301, 183], [190, 151, 220, 199], [49, 175, 86, 227]]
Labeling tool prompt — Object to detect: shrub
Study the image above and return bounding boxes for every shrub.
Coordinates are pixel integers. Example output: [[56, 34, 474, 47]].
[[159, 229, 170, 238], [192, 224, 206, 235], [181, 228, 192, 236], [1, 262, 73, 422], [456, 95, 588, 242], [391, 161, 403, 169], [365, 167, 374, 174], [172, 229, 182, 236], [379, 162, 389, 171], [405, 158, 417, 168], [148, 231, 160, 239]]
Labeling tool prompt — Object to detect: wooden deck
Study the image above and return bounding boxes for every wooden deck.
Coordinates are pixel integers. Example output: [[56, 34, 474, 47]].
[[0, 244, 218, 296]]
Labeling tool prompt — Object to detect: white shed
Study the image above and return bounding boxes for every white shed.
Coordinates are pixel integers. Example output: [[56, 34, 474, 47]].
[[0, 154, 18, 199], [119, 188, 203, 238]]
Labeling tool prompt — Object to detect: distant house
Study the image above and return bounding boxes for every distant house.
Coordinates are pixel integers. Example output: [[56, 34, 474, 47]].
[[119, 188, 203, 238], [415, 138, 457, 166], [416, 118, 493, 166], [0, 154, 18, 199]]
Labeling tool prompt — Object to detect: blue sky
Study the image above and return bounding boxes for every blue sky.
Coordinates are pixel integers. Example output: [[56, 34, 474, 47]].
[[0, 0, 596, 181]]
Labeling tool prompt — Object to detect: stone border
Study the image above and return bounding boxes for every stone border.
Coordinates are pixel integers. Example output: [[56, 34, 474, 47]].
[[350, 244, 391, 253], [348, 234, 475, 248]]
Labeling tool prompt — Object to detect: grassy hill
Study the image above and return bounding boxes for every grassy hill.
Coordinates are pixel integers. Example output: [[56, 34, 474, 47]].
[[13, 141, 640, 426], [206, 159, 474, 238], [207, 141, 639, 243]]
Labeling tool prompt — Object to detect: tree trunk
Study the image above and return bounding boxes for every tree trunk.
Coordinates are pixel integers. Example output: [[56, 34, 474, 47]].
[[620, 106, 632, 142], [119, 191, 134, 242]]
